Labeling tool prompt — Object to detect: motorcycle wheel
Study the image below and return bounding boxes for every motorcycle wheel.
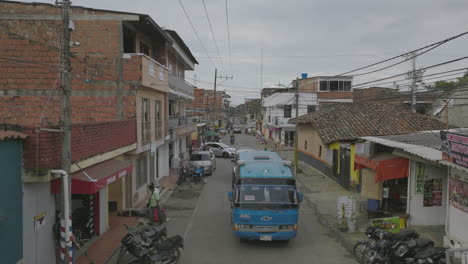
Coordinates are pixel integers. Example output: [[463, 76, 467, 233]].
[[162, 248, 181, 264], [353, 241, 367, 263], [362, 250, 377, 264], [177, 175, 183, 185]]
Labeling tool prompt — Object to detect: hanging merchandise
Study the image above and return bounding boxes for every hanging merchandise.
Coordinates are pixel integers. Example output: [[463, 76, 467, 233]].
[[423, 179, 434, 207], [432, 179, 443, 206]]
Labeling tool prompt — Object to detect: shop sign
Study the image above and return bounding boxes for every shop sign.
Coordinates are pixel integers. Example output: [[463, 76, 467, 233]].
[[440, 131, 468, 168], [424, 178, 443, 207], [34, 212, 46, 232], [449, 177, 468, 213], [175, 123, 196, 138], [415, 162, 425, 194], [370, 216, 401, 233]]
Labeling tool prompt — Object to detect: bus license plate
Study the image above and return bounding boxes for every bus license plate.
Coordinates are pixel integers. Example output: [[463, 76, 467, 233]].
[[260, 235, 272, 241]]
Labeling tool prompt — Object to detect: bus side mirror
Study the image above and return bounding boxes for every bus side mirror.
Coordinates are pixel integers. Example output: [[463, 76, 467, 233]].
[[298, 192, 304, 203], [227, 191, 233, 201]]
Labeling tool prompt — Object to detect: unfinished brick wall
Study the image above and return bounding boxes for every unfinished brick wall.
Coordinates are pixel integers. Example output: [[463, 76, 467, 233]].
[[0, 2, 136, 127], [22, 119, 137, 171]]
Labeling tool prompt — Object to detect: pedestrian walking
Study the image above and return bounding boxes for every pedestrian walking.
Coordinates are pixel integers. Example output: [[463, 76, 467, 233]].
[[146, 182, 160, 223]]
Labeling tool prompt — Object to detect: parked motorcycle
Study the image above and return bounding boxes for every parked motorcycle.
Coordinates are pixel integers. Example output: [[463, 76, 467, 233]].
[[362, 229, 420, 264], [353, 226, 388, 262], [177, 161, 188, 185], [117, 224, 183, 264]]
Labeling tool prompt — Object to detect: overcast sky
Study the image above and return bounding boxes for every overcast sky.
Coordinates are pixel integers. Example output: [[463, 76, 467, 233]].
[[16, 0, 468, 105]]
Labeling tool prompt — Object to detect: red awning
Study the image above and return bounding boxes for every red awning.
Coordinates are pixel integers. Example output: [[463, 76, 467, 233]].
[[355, 154, 408, 182], [51, 159, 133, 194]]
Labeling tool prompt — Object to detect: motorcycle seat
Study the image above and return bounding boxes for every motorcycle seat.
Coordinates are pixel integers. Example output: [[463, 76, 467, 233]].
[[155, 235, 183, 251], [142, 225, 167, 239], [404, 238, 434, 249], [414, 247, 446, 259], [391, 229, 418, 240]]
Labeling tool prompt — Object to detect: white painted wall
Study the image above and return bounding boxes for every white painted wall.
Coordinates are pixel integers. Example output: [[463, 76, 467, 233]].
[[22, 183, 56, 264], [446, 168, 468, 246], [408, 161, 447, 226], [262, 93, 316, 129], [99, 186, 108, 234]]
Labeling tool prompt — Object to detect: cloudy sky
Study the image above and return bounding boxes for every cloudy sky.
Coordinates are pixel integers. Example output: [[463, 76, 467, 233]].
[[17, 0, 468, 105]]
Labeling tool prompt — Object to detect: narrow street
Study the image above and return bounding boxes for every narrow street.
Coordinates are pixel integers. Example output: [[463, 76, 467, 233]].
[[161, 133, 356, 264]]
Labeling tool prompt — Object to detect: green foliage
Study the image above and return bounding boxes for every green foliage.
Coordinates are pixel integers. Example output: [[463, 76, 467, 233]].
[[430, 71, 468, 94]]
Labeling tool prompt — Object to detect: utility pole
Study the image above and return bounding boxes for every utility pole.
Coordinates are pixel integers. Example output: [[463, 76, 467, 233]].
[[212, 68, 233, 130], [294, 77, 299, 175], [59, 0, 72, 262], [406, 51, 418, 113]]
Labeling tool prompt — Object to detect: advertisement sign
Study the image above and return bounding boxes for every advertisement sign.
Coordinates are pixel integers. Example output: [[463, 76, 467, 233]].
[[449, 177, 468, 213], [370, 216, 401, 233], [440, 131, 468, 168], [415, 162, 425, 194], [34, 212, 46, 231]]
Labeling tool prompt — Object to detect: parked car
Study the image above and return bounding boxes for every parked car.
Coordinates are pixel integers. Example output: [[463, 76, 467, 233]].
[[189, 150, 216, 175], [233, 127, 242, 134], [206, 142, 237, 158], [219, 128, 227, 135]]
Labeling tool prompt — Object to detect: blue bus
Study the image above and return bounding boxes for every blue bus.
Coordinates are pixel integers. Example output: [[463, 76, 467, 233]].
[[228, 151, 303, 241]]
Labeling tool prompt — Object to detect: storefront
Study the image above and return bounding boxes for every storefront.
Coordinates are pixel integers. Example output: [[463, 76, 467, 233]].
[[355, 153, 409, 216], [440, 130, 468, 247], [51, 159, 133, 238]]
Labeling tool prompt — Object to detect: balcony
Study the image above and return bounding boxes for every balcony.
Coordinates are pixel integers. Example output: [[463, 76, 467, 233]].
[[123, 53, 169, 93], [169, 116, 192, 129], [169, 74, 194, 98]]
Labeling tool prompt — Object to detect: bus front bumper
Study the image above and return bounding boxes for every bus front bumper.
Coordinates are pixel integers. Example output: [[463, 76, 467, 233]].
[[234, 230, 297, 241]]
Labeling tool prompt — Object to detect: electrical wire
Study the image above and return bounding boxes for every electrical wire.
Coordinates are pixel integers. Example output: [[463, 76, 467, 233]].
[[178, 0, 216, 69], [224, 0, 232, 71], [202, 0, 225, 71]]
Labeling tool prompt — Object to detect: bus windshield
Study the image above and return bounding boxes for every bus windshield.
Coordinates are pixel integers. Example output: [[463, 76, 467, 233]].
[[235, 185, 298, 209]]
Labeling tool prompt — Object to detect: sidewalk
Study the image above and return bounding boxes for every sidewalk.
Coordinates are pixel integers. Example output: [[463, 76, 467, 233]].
[[76, 216, 139, 264]]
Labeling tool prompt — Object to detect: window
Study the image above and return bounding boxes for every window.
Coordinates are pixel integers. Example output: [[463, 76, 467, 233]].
[[139, 42, 149, 56], [307, 105, 316, 113], [155, 100, 162, 140], [319, 145, 322, 157], [320, 81, 329, 91], [344, 81, 352, 91], [141, 98, 150, 144], [268, 115, 271, 123], [169, 100, 177, 117], [284, 105, 292, 118], [305, 140, 308, 150], [136, 156, 147, 188], [330, 81, 339, 92]]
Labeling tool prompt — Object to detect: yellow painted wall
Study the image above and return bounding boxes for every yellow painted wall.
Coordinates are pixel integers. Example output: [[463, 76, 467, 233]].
[[328, 141, 359, 184], [191, 131, 198, 141]]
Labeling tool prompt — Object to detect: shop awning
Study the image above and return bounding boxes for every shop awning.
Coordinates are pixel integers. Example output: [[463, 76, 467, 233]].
[[51, 159, 133, 194], [355, 154, 408, 182]]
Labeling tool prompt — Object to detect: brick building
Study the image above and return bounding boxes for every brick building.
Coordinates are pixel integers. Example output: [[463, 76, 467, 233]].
[[187, 88, 228, 125], [353, 87, 436, 115], [0, 1, 196, 263]]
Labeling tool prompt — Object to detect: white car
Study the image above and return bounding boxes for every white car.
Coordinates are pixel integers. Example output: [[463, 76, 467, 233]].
[[189, 151, 216, 175], [206, 142, 237, 158]]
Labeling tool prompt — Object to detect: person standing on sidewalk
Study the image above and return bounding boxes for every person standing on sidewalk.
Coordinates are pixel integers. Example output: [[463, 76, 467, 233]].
[[147, 183, 160, 222]]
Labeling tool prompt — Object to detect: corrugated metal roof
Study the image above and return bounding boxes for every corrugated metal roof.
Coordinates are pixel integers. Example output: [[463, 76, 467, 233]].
[[361, 136, 442, 162], [0, 130, 28, 141]]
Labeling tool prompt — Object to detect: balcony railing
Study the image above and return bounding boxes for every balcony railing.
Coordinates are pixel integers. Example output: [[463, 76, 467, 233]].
[[169, 74, 194, 97], [155, 120, 163, 141], [168, 116, 192, 129], [123, 53, 169, 93]]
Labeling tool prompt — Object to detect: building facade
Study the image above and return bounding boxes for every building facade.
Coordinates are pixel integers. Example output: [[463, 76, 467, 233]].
[[0, 2, 196, 262]]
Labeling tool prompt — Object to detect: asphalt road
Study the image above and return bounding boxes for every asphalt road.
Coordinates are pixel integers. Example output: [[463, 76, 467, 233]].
[[171, 133, 356, 264]]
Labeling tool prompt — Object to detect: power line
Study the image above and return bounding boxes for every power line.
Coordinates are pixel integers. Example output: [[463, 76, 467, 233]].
[[178, 0, 216, 69], [224, 0, 232, 71], [335, 30, 468, 77], [352, 56, 468, 88], [201, 0, 225, 71]]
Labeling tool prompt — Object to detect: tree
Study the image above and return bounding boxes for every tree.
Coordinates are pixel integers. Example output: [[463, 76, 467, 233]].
[[430, 71, 468, 95]]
